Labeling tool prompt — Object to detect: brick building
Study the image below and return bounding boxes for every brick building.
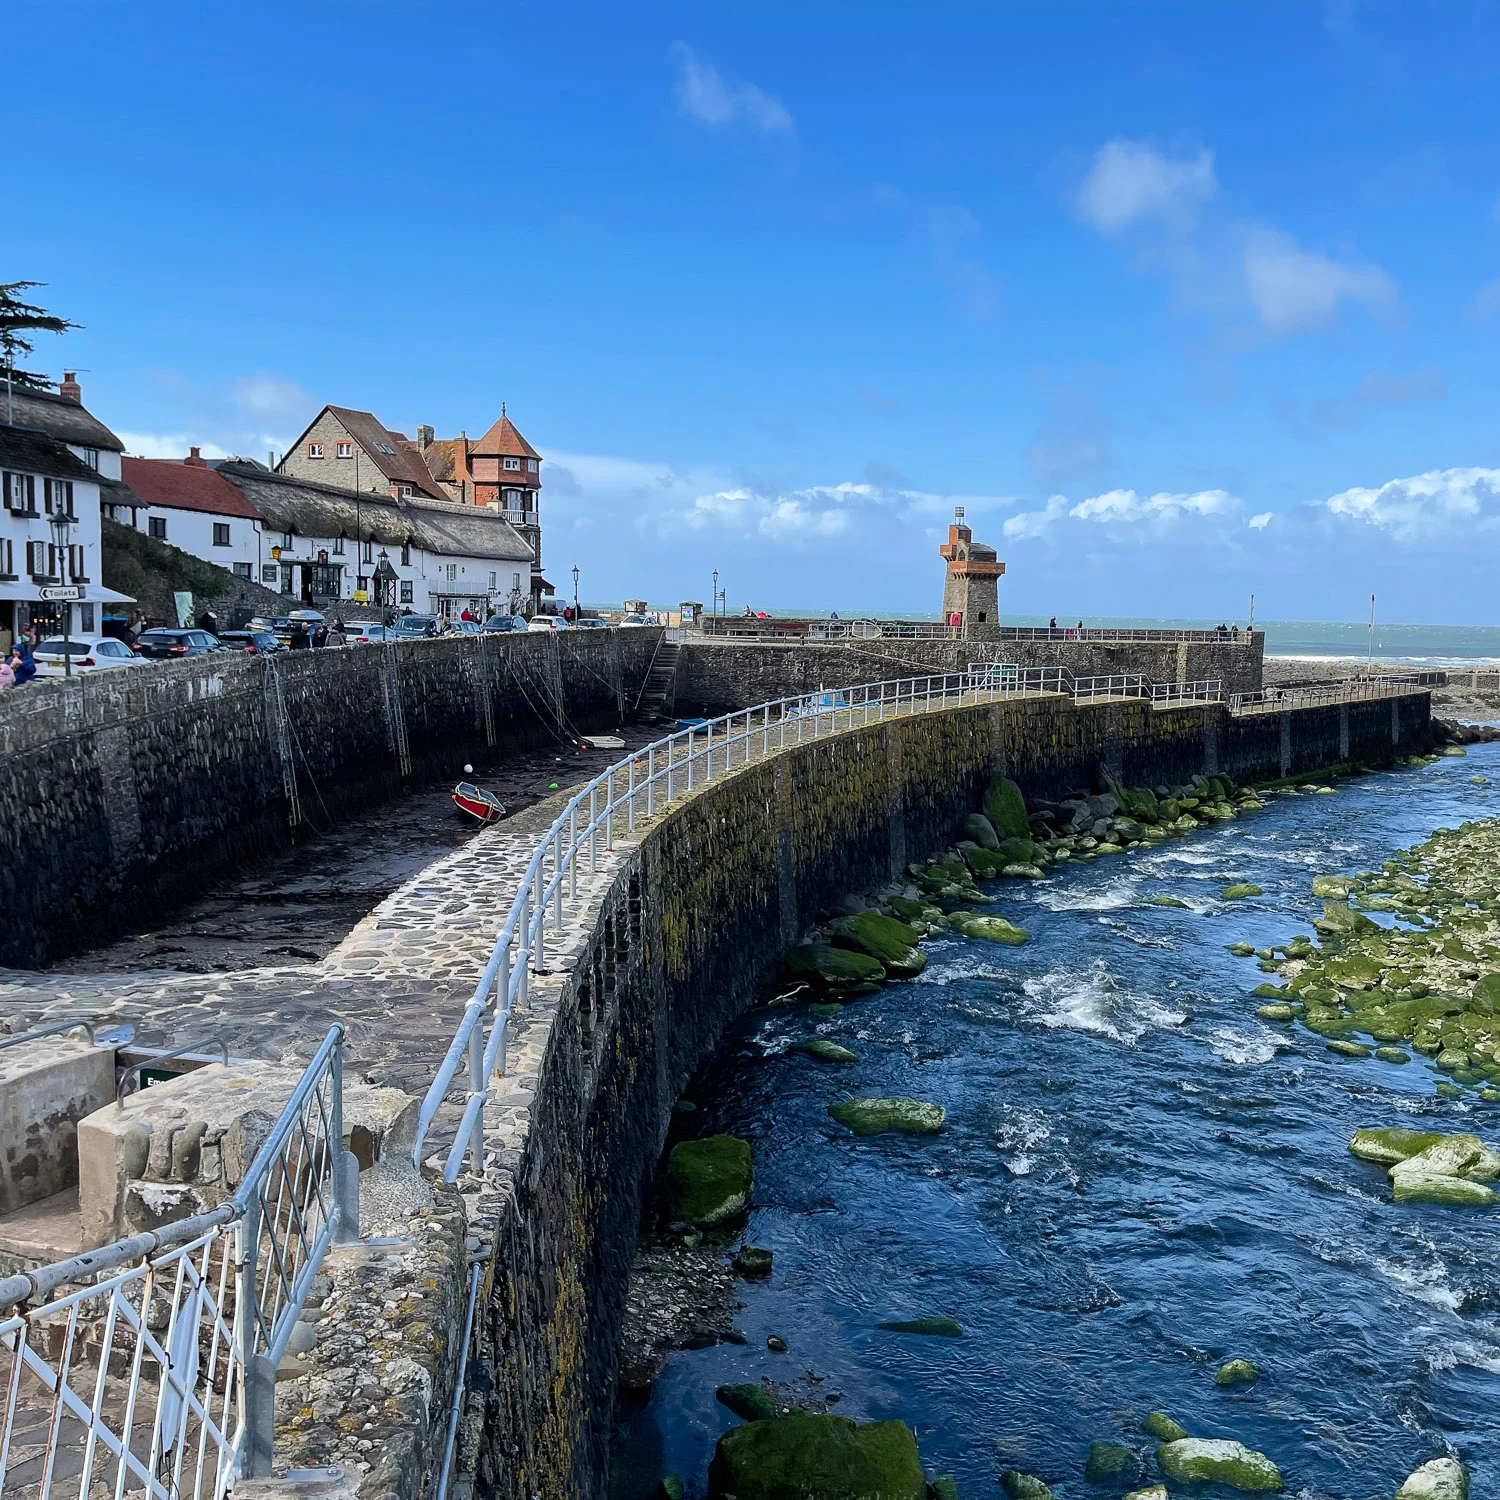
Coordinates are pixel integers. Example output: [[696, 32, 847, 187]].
[[939, 508, 1005, 637], [276, 406, 450, 502]]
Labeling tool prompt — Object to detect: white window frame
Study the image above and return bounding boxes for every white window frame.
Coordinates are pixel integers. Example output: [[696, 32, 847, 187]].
[[503, 456, 521, 471], [446, 562, 457, 582], [0, 538, 12, 576], [527, 458, 537, 473], [3, 472, 35, 512], [336, 441, 353, 460], [307, 442, 324, 459]]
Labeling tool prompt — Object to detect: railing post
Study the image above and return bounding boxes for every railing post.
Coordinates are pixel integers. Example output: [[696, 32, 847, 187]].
[[466, 1018, 485, 1176], [687, 728, 695, 790], [330, 1037, 359, 1242], [628, 755, 636, 830], [553, 825, 564, 923], [589, 785, 598, 870], [569, 805, 578, 899], [647, 744, 655, 817], [668, 737, 675, 801], [235, 1204, 276, 1478], [606, 769, 614, 847]]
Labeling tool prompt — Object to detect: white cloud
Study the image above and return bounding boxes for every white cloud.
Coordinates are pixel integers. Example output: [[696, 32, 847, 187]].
[[1323, 467, 1500, 543], [1242, 228, 1395, 334], [1075, 141, 1217, 234], [118, 431, 230, 460], [1248, 511, 1273, 530], [672, 46, 793, 134], [229, 373, 312, 424], [1003, 495, 1069, 541], [1001, 486, 1241, 541]]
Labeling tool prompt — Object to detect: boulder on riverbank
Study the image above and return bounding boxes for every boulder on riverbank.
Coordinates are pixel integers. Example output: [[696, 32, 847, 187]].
[[1083, 1442, 1141, 1483], [984, 777, 1031, 841], [707, 1413, 926, 1500], [1215, 1358, 1260, 1387], [1396, 1457, 1469, 1500], [716, 1382, 777, 1421], [1156, 1438, 1282, 1492], [667, 1136, 753, 1227], [875, 1316, 964, 1337], [999, 1474, 1054, 1500], [963, 813, 1000, 849], [1222, 883, 1264, 900], [830, 913, 927, 977], [828, 1097, 945, 1136], [793, 1039, 859, 1064], [1141, 1412, 1187, 1442], [785, 942, 887, 994], [948, 913, 1030, 945]]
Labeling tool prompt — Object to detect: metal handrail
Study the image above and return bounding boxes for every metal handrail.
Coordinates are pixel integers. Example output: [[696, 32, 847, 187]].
[[697, 617, 1257, 644], [116, 1038, 231, 1105], [0, 1018, 98, 1052]]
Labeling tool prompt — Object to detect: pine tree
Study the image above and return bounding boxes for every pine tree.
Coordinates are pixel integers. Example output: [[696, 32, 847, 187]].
[[0, 282, 79, 392]]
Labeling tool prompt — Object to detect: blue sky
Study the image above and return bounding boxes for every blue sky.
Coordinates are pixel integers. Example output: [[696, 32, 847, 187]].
[[14, 1, 1500, 621]]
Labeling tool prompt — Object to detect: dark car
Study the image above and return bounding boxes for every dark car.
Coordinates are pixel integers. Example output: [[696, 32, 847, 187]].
[[483, 615, 529, 632], [134, 629, 224, 659], [216, 630, 282, 654], [389, 615, 442, 639]]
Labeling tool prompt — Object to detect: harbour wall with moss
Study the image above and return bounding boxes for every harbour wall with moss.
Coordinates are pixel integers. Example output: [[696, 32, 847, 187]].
[[468, 686, 1432, 1498]]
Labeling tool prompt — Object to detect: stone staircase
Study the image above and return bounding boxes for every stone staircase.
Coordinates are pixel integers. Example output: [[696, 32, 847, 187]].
[[635, 640, 681, 719]]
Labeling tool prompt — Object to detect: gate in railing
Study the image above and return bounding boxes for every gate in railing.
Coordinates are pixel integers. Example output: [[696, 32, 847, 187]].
[[0, 1025, 357, 1500]]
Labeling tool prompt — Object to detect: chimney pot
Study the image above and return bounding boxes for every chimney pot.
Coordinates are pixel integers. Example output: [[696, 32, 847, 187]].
[[59, 372, 81, 402], [184, 446, 207, 467], [417, 424, 434, 450]]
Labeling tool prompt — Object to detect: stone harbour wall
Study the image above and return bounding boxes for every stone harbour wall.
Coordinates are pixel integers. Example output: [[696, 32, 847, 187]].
[[0, 629, 662, 969], [673, 633, 1266, 716], [466, 685, 1429, 1500]]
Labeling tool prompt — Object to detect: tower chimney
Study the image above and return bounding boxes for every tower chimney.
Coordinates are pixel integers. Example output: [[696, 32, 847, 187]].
[[185, 446, 207, 467], [59, 372, 81, 403], [417, 424, 434, 450]]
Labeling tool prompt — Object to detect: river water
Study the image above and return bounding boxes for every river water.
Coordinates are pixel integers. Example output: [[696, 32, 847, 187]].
[[613, 742, 1500, 1499]]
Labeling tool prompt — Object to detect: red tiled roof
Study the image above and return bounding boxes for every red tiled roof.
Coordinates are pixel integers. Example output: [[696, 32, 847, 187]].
[[323, 406, 451, 501], [121, 457, 263, 519], [472, 412, 540, 460]]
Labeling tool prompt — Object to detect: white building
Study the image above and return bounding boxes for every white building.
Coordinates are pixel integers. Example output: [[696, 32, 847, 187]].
[[116, 451, 266, 582], [0, 424, 123, 651], [217, 464, 535, 618]]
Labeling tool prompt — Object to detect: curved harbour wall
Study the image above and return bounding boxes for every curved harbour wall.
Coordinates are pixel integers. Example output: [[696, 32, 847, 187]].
[[462, 687, 1430, 1499], [0, 630, 661, 969]]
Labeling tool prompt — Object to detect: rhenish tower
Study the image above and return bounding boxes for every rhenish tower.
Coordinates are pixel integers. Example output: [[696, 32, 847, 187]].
[[939, 507, 1005, 637]]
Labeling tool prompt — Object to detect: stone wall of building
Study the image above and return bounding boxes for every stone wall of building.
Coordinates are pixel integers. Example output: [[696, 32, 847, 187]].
[[0, 629, 662, 969], [469, 684, 1429, 1500], [673, 633, 1266, 715]]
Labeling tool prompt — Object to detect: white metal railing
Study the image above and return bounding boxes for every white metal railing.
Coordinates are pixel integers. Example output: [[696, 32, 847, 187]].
[[696, 618, 1256, 644], [1229, 676, 1423, 714], [1150, 679, 1223, 705], [0, 1025, 357, 1499]]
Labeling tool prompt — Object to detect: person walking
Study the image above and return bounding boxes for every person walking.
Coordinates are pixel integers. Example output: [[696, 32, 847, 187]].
[[312, 621, 329, 649], [330, 616, 347, 646], [10, 643, 36, 685], [289, 620, 310, 651]]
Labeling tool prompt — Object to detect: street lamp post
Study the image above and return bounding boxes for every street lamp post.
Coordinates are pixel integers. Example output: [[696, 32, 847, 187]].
[[49, 508, 74, 678], [571, 564, 580, 621], [712, 569, 719, 621]]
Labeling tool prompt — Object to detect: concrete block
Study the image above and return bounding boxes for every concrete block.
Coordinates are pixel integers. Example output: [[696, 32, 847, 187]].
[[0, 1038, 115, 1214]]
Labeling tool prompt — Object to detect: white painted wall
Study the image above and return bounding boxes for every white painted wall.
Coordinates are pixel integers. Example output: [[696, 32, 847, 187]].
[[117, 505, 264, 579]]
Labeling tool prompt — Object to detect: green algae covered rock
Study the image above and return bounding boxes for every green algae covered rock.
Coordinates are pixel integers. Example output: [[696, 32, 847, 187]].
[[717, 1382, 778, 1422], [829, 1098, 945, 1137], [831, 913, 927, 977], [1314, 900, 1379, 937], [808, 1002, 845, 1017], [1349, 1128, 1448, 1165], [1222, 883, 1264, 900], [1150, 895, 1189, 908], [659, 1476, 685, 1500], [707, 1413, 925, 1500], [984, 777, 1031, 841], [1252, 983, 1288, 999], [1257, 1004, 1295, 1022], [1215, 1358, 1260, 1386], [1083, 1442, 1141, 1483], [948, 913, 1031, 945], [785, 943, 886, 991], [1311, 875, 1356, 897], [667, 1135, 752, 1227], [1391, 1172, 1497, 1207], [875, 1316, 963, 1338], [1396, 1457, 1469, 1500], [1394, 1133, 1500, 1181], [929, 1480, 962, 1500], [999, 1474, 1054, 1500], [1377, 1047, 1412, 1064], [1156, 1438, 1283, 1492], [1227, 942, 1257, 957], [1122, 1489, 1167, 1500], [734, 1245, 774, 1276], [1327, 1039, 1373, 1058], [1141, 1412, 1187, 1442], [963, 812, 1001, 850], [794, 1039, 859, 1065]]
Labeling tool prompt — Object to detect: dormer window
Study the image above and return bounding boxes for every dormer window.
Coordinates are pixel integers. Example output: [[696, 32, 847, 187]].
[[79, 448, 99, 470], [333, 535, 344, 554], [503, 456, 521, 471], [527, 458, 538, 473], [308, 443, 324, 459], [336, 441, 353, 460]]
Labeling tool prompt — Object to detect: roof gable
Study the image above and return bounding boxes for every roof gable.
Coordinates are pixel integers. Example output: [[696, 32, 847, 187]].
[[324, 406, 450, 500], [0, 424, 105, 481], [472, 412, 540, 460], [4, 387, 125, 452]]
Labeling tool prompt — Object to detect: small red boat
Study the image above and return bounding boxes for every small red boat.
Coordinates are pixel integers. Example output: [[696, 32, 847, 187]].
[[453, 781, 506, 824]]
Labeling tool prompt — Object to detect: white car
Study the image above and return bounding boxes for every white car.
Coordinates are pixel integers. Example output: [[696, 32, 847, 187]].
[[33, 636, 149, 676], [527, 616, 573, 631], [619, 614, 653, 627]]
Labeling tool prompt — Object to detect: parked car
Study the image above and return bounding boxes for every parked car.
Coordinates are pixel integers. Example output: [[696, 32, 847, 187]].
[[483, 614, 529, 633], [575, 618, 609, 630], [347, 624, 394, 644], [527, 615, 573, 631], [619, 614, 653, 627], [33, 636, 149, 676], [216, 630, 283, 654], [452, 619, 485, 636], [389, 615, 442, 639], [133, 628, 225, 659]]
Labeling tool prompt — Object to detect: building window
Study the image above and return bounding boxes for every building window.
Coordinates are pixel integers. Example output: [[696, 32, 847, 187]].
[[446, 563, 457, 582], [212, 522, 231, 546], [488, 571, 496, 589], [336, 441, 353, 460], [332, 535, 344, 555], [234, 562, 252, 578], [149, 516, 167, 539], [45, 479, 74, 515], [399, 580, 413, 603], [283, 532, 292, 548], [307, 443, 324, 459], [363, 539, 373, 563], [79, 448, 99, 470], [400, 485, 413, 497], [401, 541, 411, 566], [503, 456, 521, 471], [261, 563, 279, 584], [26, 540, 46, 577], [68, 544, 86, 581], [527, 458, 537, 473], [0, 538, 12, 577], [2, 472, 35, 513]]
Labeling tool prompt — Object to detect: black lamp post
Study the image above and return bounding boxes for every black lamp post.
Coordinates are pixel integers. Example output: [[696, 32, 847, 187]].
[[49, 508, 74, 677], [572, 564, 580, 620], [712, 569, 719, 621]]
